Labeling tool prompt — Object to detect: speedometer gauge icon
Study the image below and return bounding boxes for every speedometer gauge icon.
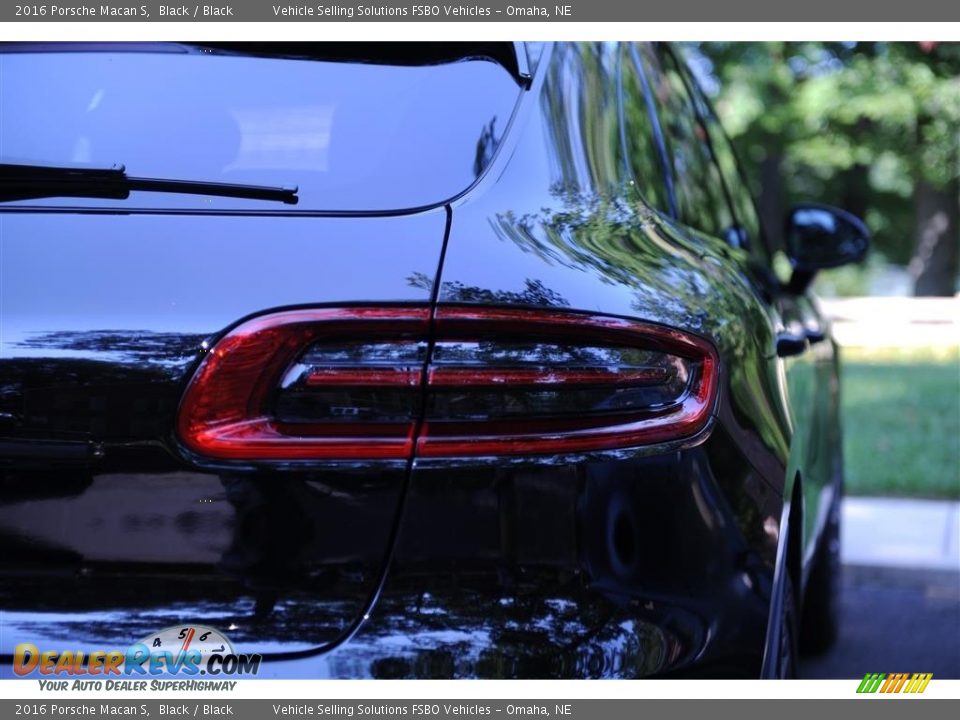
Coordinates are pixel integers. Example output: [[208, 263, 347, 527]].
[[138, 624, 234, 664]]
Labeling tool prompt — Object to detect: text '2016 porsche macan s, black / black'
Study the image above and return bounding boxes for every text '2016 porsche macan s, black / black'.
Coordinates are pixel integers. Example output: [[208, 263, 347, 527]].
[[0, 42, 869, 678]]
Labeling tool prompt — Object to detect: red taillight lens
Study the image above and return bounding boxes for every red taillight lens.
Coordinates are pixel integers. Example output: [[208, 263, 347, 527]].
[[417, 307, 717, 457], [177, 306, 718, 462], [177, 308, 430, 460]]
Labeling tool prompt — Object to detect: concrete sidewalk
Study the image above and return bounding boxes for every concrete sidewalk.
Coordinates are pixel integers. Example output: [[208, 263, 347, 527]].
[[842, 496, 960, 571]]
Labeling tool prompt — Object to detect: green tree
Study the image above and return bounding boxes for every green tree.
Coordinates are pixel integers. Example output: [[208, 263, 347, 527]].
[[696, 42, 960, 296]]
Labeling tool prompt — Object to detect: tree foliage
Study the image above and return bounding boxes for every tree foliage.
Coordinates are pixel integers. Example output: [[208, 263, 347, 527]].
[[693, 42, 959, 292]]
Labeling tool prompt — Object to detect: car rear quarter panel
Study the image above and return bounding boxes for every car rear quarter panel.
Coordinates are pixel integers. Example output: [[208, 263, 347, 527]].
[[366, 42, 796, 677]]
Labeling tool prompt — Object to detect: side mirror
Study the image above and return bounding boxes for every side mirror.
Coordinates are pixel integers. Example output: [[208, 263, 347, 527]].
[[783, 204, 870, 293]]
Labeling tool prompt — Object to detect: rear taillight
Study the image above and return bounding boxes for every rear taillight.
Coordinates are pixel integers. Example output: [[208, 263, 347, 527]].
[[177, 308, 430, 460], [419, 307, 717, 456], [177, 306, 717, 462]]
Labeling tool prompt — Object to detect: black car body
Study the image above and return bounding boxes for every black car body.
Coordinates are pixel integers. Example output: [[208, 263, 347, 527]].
[[0, 41, 867, 678]]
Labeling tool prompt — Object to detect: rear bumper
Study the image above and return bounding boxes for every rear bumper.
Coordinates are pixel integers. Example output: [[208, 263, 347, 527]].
[[307, 444, 780, 678], [0, 433, 783, 678]]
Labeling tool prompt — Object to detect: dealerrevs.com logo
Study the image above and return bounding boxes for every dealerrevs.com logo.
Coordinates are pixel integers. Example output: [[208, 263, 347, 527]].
[[12, 625, 260, 688]]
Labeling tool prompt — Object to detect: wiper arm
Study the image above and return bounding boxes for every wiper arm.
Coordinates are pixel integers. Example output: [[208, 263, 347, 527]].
[[0, 163, 299, 205]]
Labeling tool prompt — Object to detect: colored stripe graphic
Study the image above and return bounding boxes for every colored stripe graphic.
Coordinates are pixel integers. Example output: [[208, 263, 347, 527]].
[[907, 673, 933, 693], [857, 672, 932, 694]]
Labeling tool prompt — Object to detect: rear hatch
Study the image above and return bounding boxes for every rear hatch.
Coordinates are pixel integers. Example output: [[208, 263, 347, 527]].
[[0, 43, 522, 663]]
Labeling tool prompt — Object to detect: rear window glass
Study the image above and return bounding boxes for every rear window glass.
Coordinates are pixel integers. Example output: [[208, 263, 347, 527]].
[[0, 45, 521, 212]]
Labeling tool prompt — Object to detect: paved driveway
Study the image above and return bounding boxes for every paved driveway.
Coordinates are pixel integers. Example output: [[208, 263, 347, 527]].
[[801, 497, 960, 679], [801, 565, 959, 679]]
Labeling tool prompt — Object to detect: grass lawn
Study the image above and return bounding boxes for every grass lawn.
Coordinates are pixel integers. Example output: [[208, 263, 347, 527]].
[[841, 345, 960, 499]]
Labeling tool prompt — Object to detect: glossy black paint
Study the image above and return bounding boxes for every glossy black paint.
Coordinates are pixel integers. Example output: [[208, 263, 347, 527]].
[[782, 203, 872, 300], [0, 42, 847, 678]]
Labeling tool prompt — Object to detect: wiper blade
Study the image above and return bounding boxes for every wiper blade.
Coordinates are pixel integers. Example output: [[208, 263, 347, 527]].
[[0, 163, 299, 205]]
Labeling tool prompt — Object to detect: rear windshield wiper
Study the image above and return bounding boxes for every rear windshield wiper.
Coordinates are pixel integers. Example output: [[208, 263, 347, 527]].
[[0, 163, 299, 205]]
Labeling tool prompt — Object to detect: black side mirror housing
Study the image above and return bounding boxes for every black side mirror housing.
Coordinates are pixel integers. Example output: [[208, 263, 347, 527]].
[[784, 204, 870, 293]]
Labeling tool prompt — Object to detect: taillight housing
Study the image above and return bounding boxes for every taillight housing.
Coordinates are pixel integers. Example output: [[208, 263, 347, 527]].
[[177, 306, 718, 462], [177, 308, 430, 460]]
